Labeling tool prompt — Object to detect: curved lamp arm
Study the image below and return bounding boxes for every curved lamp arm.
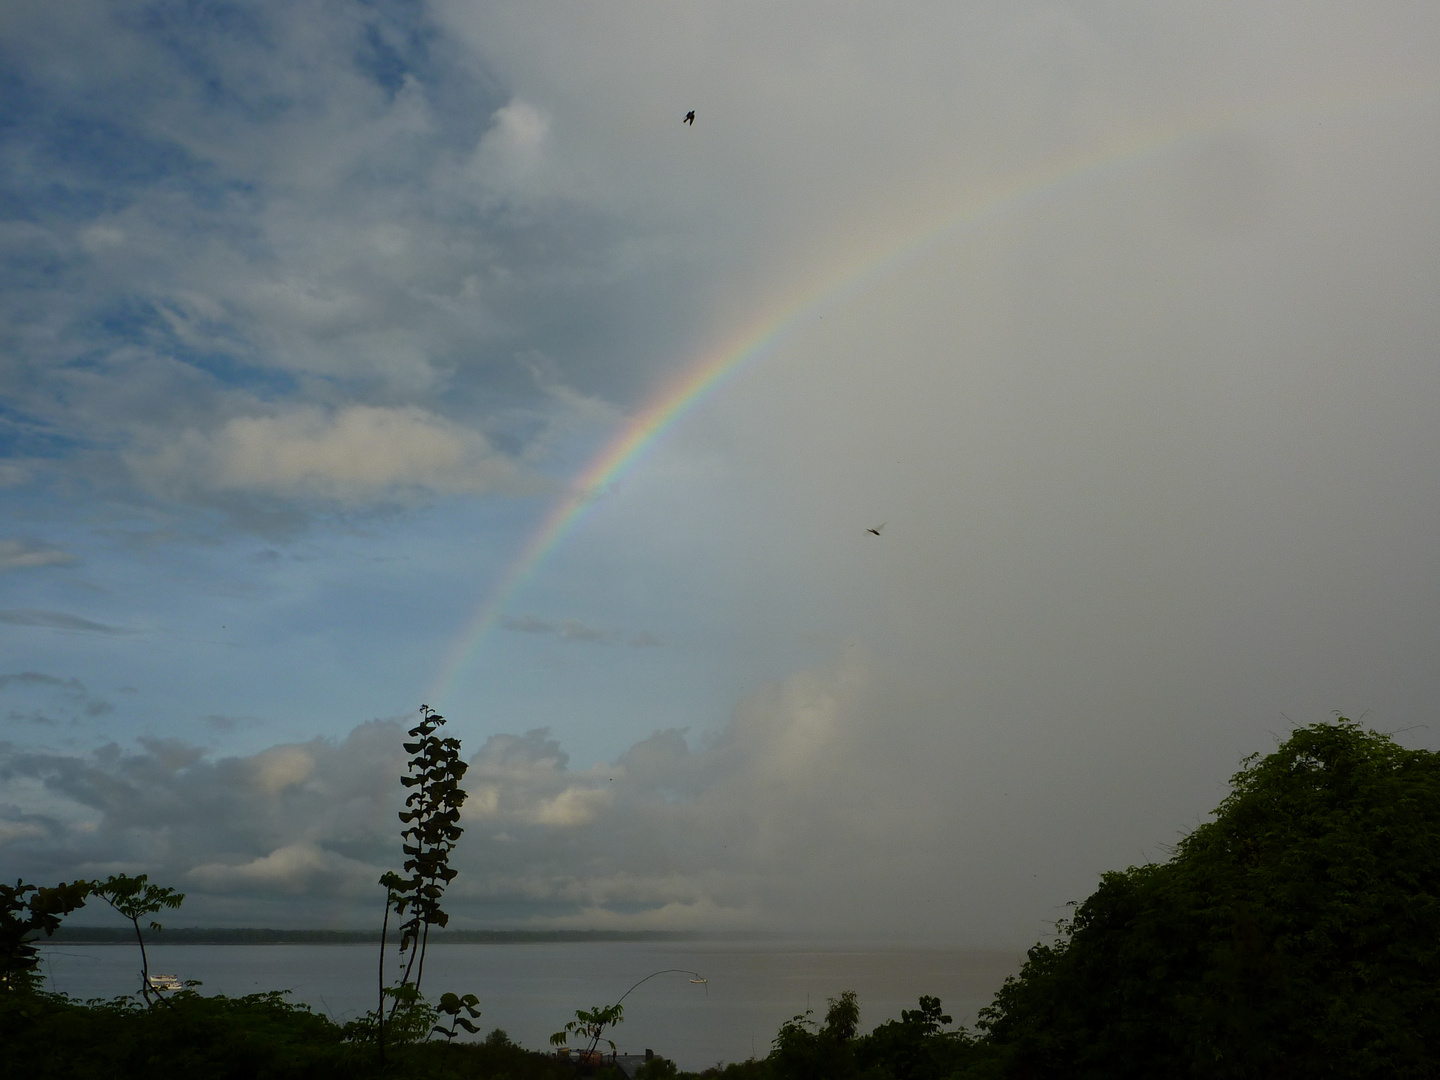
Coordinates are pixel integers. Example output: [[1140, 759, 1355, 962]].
[[615, 968, 708, 1007]]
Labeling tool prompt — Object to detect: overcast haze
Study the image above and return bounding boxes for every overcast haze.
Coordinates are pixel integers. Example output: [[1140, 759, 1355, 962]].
[[3, 1, 1439, 945]]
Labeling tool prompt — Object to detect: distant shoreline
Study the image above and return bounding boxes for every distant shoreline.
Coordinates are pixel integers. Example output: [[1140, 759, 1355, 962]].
[[45, 927, 715, 945]]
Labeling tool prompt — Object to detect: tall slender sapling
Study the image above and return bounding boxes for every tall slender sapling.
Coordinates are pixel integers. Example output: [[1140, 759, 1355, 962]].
[[93, 874, 185, 1004], [371, 704, 469, 1058], [393, 704, 468, 995]]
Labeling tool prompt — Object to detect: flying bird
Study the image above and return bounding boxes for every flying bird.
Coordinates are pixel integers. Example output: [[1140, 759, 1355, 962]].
[[683, 110, 695, 125], [867, 523, 886, 536]]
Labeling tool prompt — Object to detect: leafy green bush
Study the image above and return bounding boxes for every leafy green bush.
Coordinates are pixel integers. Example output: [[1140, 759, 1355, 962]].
[[978, 719, 1440, 1079], [755, 990, 989, 1080]]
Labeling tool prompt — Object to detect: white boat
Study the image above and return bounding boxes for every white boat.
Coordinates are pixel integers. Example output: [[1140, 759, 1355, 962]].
[[148, 973, 183, 992]]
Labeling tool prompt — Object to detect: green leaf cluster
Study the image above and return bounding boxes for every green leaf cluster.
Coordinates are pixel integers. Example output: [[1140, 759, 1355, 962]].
[[552, 1001, 626, 1057], [1, 879, 92, 994], [433, 990, 483, 1042]]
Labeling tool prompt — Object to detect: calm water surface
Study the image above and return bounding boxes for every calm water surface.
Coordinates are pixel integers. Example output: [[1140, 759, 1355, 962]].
[[39, 940, 1021, 1070]]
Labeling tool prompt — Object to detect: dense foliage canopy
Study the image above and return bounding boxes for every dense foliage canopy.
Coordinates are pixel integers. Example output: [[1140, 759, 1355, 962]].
[[979, 719, 1440, 1078]]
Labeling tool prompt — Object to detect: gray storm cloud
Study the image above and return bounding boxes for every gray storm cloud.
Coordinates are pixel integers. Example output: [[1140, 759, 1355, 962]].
[[1, 0, 1438, 946]]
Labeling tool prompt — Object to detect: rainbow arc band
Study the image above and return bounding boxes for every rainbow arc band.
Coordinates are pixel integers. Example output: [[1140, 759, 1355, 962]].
[[425, 74, 1434, 706]]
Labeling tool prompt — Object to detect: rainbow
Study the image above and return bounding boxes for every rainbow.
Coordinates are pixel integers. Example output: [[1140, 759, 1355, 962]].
[[425, 76, 1431, 707]]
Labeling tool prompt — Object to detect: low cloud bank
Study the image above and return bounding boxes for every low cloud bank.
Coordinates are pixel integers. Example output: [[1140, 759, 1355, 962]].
[[0, 654, 975, 936]]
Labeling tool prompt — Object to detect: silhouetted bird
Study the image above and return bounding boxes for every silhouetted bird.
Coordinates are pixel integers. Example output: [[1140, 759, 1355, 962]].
[[867, 523, 886, 536], [683, 110, 695, 125]]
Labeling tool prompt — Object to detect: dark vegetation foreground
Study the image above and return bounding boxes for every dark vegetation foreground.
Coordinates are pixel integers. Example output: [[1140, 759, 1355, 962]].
[[6, 718, 1439, 1079], [0, 989, 574, 1080]]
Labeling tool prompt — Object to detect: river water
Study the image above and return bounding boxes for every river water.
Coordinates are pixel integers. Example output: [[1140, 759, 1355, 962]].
[[39, 940, 1022, 1070]]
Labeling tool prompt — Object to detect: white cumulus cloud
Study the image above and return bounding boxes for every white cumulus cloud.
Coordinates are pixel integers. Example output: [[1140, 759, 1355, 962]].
[[467, 99, 551, 191], [128, 405, 526, 503], [248, 746, 316, 796], [189, 842, 376, 896]]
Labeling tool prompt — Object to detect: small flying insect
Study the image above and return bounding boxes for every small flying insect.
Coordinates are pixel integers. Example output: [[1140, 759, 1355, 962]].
[[866, 523, 886, 536], [683, 110, 696, 125]]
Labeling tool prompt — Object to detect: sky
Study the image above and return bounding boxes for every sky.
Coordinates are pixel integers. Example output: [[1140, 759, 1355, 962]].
[[2, 0, 1439, 945]]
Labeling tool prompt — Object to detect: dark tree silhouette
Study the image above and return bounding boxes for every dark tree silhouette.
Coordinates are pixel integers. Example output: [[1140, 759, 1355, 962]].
[[93, 874, 185, 1005]]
